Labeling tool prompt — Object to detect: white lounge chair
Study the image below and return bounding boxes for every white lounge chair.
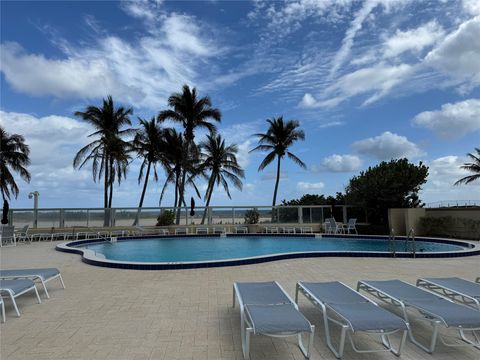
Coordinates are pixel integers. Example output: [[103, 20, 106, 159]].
[[296, 281, 407, 358], [283, 227, 296, 234], [342, 218, 358, 234], [300, 227, 313, 234], [213, 227, 226, 234], [196, 227, 209, 234], [0, 268, 65, 299], [15, 225, 30, 242], [358, 279, 480, 353], [175, 228, 188, 235], [0, 225, 16, 247], [233, 281, 314, 359], [0, 279, 41, 317], [235, 226, 248, 234]]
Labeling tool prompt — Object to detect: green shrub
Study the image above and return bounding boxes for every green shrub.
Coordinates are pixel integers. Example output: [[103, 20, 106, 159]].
[[156, 210, 175, 226], [244, 209, 260, 224]]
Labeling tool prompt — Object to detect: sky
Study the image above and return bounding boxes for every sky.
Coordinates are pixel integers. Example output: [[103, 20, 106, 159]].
[[1, 0, 479, 209]]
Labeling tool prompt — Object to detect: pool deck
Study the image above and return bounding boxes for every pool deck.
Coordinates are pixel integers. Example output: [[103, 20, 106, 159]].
[[1, 241, 479, 360]]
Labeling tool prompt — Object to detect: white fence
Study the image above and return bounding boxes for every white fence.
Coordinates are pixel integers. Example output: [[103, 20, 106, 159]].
[[8, 205, 366, 229]]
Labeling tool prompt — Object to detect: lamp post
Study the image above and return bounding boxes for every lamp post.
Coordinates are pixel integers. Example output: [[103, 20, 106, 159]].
[[28, 191, 39, 228]]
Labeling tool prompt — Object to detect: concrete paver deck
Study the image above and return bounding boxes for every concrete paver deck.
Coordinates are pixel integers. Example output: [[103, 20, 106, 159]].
[[1, 242, 479, 360]]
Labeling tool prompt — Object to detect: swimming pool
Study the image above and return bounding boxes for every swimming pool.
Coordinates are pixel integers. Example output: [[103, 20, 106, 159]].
[[56, 234, 480, 270]]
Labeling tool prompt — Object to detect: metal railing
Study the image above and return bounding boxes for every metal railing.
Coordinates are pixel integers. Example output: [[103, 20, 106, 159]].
[[425, 200, 480, 208], [405, 228, 416, 258], [8, 205, 366, 229], [389, 228, 396, 257]]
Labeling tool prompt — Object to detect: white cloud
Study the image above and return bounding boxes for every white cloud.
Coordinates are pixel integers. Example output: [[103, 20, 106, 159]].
[[412, 98, 480, 139], [297, 181, 325, 192], [318, 121, 345, 129], [300, 93, 317, 108], [462, 0, 480, 16], [352, 131, 424, 160], [420, 155, 477, 204], [321, 154, 362, 172], [320, 63, 413, 107], [383, 20, 445, 58], [0, 12, 221, 110], [261, 172, 288, 181], [424, 16, 480, 89]]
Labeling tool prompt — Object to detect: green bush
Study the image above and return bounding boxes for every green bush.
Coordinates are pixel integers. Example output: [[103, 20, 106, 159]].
[[244, 209, 260, 224], [156, 210, 175, 226]]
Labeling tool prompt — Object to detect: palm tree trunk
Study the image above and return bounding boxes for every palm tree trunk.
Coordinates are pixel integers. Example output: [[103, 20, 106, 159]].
[[201, 175, 216, 224], [176, 169, 186, 225], [272, 156, 281, 207], [108, 159, 114, 209], [138, 162, 151, 209], [134, 161, 151, 226], [104, 154, 109, 208], [103, 154, 109, 227]]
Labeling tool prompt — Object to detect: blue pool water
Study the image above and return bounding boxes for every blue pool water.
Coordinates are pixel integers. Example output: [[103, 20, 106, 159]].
[[77, 236, 466, 263]]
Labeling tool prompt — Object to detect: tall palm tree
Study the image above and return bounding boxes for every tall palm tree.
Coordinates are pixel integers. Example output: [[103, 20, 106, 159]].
[[158, 129, 203, 217], [250, 116, 306, 207], [73, 95, 134, 210], [157, 85, 221, 220], [200, 132, 244, 224], [0, 126, 31, 205], [455, 148, 480, 185], [106, 135, 132, 208], [133, 118, 166, 209]]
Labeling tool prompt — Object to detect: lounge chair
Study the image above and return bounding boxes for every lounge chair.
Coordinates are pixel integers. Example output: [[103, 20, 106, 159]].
[[358, 279, 480, 353], [417, 277, 480, 310], [233, 281, 315, 360], [296, 281, 407, 358], [15, 225, 30, 242], [196, 227, 209, 234], [235, 226, 248, 234], [264, 226, 278, 234], [213, 227, 226, 234], [0, 279, 41, 317], [0, 225, 16, 247], [0, 268, 65, 299], [175, 228, 188, 235], [341, 218, 358, 234], [283, 227, 296, 234], [301, 227, 313, 234]]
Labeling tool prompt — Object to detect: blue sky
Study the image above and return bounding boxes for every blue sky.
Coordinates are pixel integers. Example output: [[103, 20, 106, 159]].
[[1, 0, 479, 209]]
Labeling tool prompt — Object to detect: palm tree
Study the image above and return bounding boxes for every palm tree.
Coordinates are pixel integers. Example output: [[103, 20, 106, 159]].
[[106, 135, 132, 208], [250, 116, 306, 207], [455, 148, 480, 185], [200, 132, 244, 224], [158, 129, 203, 215], [0, 126, 31, 206], [132, 118, 166, 225], [73, 95, 134, 210], [157, 85, 221, 220]]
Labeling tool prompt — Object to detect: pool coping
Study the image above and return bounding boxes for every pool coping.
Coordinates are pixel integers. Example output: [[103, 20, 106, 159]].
[[55, 234, 480, 270]]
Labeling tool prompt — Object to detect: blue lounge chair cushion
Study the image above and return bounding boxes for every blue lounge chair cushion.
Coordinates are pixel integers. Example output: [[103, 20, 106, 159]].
[[245, 304, 312, 334], [301, 281, 367, 304], [0, 279, 35, 295], [236, 282, 291, 305], [424, 277, 480, 298], [328, 302, 408, 332], [0, 268, 60, 280]]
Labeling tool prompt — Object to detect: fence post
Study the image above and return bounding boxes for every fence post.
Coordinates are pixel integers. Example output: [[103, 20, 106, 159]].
[[298, 207, 303, 224], [342, 206, 347, 224], [111, 208, 116, 227], [60, 209, 65, 228], [232, 208, 235, 225]]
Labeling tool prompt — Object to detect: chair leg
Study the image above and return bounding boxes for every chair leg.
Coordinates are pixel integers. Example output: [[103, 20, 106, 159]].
[[9, 292, 21, 317], [58, 274, 66, 289], [1, 301, 5, 323], [37, 279, 49, 299]]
